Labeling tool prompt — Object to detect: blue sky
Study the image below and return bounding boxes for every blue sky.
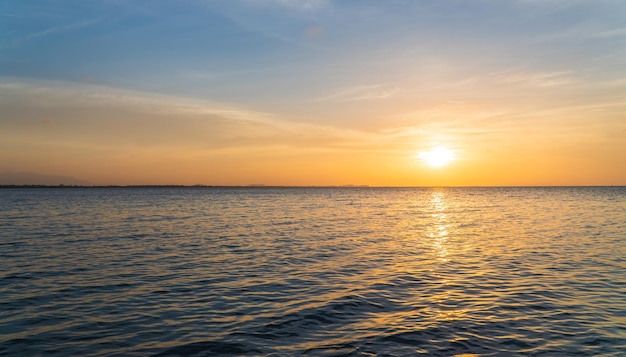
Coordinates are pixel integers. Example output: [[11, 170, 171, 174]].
[[4, 0, 624, 103], [1, 0, 625, 185]]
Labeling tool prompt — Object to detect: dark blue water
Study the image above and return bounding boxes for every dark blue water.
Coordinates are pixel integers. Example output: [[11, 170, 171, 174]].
[[1, 187, 625, 356]]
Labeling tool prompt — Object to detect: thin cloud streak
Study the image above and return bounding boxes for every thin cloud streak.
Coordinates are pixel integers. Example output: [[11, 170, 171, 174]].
[[493, 70, 574, 87], [249, 0, 329, 11], [315, 84, 401, 102], [25, 17, 103, 40]]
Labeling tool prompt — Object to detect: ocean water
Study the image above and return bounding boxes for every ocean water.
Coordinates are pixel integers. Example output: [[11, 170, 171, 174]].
[[1, 187, 625, 356]]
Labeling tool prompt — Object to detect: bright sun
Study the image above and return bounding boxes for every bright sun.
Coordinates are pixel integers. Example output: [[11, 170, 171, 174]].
[[418, 146, 456, 168]]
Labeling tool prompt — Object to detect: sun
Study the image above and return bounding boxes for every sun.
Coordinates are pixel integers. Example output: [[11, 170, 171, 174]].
[[418, 146, 456, 168]]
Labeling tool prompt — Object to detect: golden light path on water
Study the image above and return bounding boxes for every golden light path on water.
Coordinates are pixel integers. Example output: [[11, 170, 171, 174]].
[[429, 191, 450, 263], [425, 190, 471, 328]]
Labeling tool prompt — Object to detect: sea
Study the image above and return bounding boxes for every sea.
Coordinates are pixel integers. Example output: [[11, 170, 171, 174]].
[[1, 187, 625, 356]]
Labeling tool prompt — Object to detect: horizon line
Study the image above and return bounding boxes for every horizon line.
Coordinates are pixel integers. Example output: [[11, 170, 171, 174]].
[[1, 184, 624, 189]]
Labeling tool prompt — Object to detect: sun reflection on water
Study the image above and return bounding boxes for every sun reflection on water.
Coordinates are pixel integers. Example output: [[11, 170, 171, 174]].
[[429, 190, 450, 263]]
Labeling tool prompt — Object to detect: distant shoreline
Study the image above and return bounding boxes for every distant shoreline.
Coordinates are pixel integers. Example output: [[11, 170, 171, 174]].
[[0, 184, 371, 188]]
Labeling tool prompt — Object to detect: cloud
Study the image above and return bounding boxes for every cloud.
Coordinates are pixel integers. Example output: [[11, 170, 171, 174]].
[[25, 17, 103, 40], [491, 69, 574, 87], [0, 79, 267, 121], [587, 27, 626, 38], [214, 0, 332, 48], [315, 84, 400, 102], [244, 0, 329, 11], [218, 9, 301, 46], [0, 79, 387, 154]]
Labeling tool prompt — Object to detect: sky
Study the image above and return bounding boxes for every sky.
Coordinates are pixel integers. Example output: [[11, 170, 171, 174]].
[[1, 0, 625, 186]]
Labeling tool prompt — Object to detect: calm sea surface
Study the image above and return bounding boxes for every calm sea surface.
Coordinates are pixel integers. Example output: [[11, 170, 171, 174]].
[[1, 187, 625, 356]]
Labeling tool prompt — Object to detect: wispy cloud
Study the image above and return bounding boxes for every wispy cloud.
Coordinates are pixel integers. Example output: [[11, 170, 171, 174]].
[[491, 69, 574, 87], [25, 17, 103, 40], [587, 27, 626, 38], [0, 79, 385, 153], [315, 84, 400, 102], [218, 10, 301, 46], [242, 0, 329, 11], [0, 79, 272, 124], [213, 0, 331, 48]]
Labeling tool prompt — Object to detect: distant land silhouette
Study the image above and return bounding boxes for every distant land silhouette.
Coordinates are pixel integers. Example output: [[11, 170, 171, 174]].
[[0, 171, 92, 186]]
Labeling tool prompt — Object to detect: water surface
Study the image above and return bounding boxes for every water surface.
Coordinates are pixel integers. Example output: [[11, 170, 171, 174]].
[[1, 187, 625, 356]]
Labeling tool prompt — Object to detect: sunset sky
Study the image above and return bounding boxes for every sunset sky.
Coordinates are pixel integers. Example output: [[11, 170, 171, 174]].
[[1, 0, 625, 186]]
